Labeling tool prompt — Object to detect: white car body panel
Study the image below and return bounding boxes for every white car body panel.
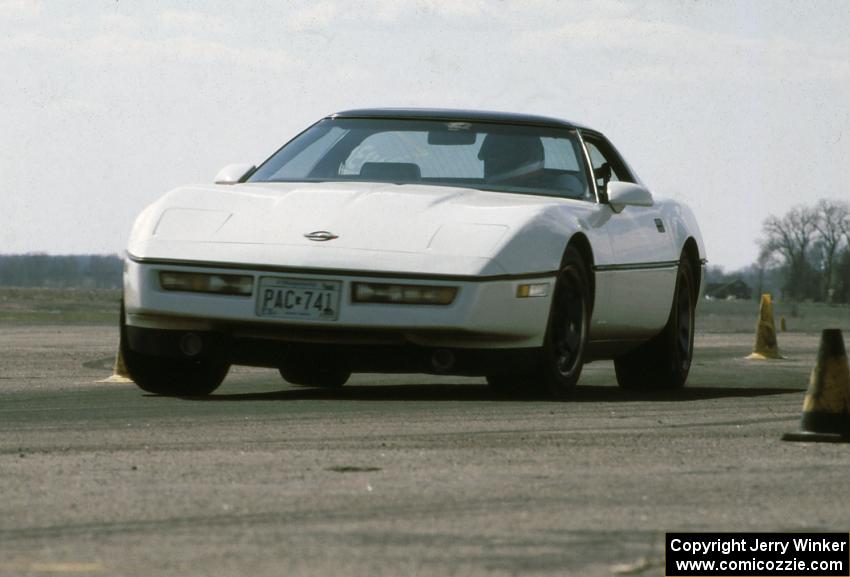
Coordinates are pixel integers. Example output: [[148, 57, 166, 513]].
[[124, 259, 552, 349], [596, 199, 679, 337], [130, 181, 618, 273]]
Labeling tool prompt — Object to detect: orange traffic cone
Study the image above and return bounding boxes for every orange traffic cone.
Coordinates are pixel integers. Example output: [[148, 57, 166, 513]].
[[782, 329, 850, 442], [746, 294, 782, 359]]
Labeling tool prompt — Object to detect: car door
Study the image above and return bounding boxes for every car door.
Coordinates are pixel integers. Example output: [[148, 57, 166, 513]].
[[581, 133, 678, 338]]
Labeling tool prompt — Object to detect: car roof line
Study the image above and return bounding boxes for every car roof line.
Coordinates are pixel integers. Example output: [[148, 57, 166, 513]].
[[328, 108, 593, 131]]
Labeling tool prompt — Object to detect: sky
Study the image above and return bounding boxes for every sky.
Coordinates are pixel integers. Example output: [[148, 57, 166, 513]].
[[2, 0, 849, 270]]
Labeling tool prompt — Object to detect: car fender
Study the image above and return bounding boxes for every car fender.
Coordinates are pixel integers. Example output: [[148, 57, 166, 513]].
[[655, 198, 706, 261], [492, 202, 612, 275]]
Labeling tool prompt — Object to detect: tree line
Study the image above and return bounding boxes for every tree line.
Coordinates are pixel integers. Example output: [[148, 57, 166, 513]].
[[708, 199, 850, 303], [0, 254, 122, 289]]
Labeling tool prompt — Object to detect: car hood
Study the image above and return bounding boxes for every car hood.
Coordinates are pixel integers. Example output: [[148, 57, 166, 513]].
[[129, 181, 587, 276]]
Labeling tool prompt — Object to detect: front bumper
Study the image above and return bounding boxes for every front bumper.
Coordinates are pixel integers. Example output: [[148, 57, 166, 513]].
[[125, 324, 544, 376], [123, 257, 555, 350]]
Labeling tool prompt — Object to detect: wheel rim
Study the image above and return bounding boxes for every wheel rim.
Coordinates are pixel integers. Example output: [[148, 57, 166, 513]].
[[676, 272, 692, 370], [552, 268, 585, 377]]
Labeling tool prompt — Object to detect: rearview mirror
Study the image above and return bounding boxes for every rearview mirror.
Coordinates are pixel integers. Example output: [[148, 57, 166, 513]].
[[214, 163, 255, 185], [427, 130, 477, 145], [607, 181, 653, 212]]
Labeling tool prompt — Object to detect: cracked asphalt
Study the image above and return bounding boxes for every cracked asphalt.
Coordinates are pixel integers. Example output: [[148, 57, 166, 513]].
[[1, 326, 848, 576]]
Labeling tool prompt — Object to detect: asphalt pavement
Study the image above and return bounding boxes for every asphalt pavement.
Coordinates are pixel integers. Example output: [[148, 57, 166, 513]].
[[1, 326, 847, 576]]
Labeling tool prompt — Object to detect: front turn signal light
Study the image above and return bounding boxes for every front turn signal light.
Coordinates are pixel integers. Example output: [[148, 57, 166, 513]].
[[516, 283, 550, 298], [159, 271, 253, 296], [352, 282, 457, 305]]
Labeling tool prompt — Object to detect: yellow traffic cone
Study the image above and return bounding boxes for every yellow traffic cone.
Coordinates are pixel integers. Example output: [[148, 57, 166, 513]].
[[96, 347, 133, 383], [97, 300, 134, 384], [746, 294, 782, 359], [95, 347, 133, 383], [95, 320, 133, 383], [782, 329, 850, 442]]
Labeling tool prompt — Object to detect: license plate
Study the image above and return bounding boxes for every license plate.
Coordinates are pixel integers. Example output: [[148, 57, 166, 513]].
[[256, 277, 342, 321]]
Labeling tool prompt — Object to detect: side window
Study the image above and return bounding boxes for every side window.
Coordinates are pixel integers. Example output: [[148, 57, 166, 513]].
[[539, 136, 592, 200], [583, 136, 634, 194], [541, 137, 580, 171]]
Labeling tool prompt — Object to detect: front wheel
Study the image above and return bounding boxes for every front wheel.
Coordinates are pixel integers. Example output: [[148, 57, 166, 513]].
[[279, 360, 350, 388], [486, 247, 590, 398], [614, 256, 695, 390], [485, 373, 533, 395], [120, 303, 229, 396], [538, 246, 591, 397]]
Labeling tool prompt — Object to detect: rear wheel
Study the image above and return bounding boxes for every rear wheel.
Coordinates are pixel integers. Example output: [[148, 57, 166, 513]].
[[614, 256, 695, 390], [120, 303, 229, 396]]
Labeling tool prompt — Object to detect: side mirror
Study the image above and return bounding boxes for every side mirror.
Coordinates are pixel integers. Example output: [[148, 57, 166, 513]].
[[607, 181, 653, 213], [214, 163, 255, 185]]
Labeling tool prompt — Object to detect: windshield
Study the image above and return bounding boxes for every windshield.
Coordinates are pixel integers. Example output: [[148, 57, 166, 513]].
[[248, 118, 592, 200]]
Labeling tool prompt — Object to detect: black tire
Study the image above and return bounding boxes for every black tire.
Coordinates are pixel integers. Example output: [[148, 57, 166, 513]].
[[538, 246, 591, 397], [279, 362, 350, 388], [614, 255, 695, 390], [120, 302, 229, 396], [485, 247, 590, 398]]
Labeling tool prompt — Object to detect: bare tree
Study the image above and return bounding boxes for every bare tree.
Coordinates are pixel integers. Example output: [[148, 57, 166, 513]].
[[836, 248, 850, 304], [813, 199, 850, 302], [842, 204, 850, 257], [762, 205, 819, 300], [753, 246, 777, 298]]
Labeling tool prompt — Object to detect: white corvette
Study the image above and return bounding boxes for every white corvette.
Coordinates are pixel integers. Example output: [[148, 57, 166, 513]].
[[122, 108, 706, 397]]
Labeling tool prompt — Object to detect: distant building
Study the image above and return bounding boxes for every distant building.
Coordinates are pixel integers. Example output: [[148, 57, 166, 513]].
[[705, 278, 752, 300]]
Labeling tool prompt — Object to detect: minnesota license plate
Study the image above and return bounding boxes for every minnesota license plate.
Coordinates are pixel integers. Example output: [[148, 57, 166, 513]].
[[256, 277, 342, 321]]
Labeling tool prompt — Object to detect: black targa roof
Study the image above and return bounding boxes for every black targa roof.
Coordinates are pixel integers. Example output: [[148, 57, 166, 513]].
[[329, 108, 592, 131]]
